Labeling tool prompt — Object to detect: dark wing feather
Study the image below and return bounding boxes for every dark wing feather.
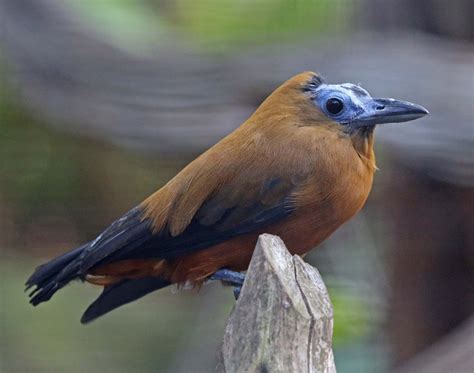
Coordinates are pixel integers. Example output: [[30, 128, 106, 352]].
[[113, 177, 297, 262], [79, 207, 153, 271]]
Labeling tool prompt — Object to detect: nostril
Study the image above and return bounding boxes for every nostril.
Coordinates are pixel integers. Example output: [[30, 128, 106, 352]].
[[376, 105, 385, 111]]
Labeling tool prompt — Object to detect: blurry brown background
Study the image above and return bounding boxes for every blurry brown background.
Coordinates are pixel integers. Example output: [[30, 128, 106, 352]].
[[0, 0, 473, 372]]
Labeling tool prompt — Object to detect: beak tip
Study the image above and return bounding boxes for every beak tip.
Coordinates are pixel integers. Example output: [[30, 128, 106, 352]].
[[418, 105, 429, 116], [364, 99, 430, 125], [414, 107, 429, 121]]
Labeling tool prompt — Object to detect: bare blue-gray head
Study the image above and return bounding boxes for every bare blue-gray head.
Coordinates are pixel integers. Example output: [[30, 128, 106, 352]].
[[309, 80, 428, 132]]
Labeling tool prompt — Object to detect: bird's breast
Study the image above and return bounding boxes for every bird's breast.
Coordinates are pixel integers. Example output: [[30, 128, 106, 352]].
[[282, 136, 375, 255]]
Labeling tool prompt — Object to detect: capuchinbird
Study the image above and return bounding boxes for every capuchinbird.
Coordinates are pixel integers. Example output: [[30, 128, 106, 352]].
[[26, 72, 428, 323]]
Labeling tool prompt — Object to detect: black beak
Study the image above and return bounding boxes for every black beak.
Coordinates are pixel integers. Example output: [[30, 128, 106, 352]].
[[355, 98, 429, 127]]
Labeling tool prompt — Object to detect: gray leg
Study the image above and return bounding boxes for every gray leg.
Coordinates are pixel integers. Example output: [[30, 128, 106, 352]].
[[209, 269, 245, 286], [209, 269, 245, 299]]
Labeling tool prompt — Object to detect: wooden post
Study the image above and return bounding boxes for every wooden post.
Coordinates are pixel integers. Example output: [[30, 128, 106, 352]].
[[217, 234, 336, 373]]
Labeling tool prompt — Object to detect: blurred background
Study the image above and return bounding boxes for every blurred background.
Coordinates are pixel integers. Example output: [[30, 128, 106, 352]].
[[0, 0, 473, 372]]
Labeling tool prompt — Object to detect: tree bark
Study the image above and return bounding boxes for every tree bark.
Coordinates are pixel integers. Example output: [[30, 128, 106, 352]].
[[217, 234, 336, 373]]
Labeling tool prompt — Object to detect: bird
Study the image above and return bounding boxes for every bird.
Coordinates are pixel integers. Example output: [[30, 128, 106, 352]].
[[26, 71, 428, 323]]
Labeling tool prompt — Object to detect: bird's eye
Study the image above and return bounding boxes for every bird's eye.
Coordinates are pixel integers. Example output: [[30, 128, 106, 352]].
[[326, 98, 344, 115]]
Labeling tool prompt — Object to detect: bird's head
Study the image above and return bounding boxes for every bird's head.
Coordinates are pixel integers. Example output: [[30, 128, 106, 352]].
[[306, 73, 428, 133], [259, 72, 428, 137]]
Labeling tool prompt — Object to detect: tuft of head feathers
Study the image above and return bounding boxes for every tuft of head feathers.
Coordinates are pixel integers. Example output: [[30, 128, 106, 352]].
[[302, 73, 325, 94]]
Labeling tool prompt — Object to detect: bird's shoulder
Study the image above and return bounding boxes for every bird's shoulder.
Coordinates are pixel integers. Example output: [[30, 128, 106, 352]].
[[140, 125, 324, 237]]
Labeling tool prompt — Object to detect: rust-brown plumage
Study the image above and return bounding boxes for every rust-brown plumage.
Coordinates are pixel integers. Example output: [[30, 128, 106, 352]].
[[26, 71, 427, 323], [93, 72, 375, 284]]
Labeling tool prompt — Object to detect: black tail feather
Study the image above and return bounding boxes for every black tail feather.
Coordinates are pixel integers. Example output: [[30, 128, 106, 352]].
[[26, 244, 88, 306], [81, 277, 170, 324]]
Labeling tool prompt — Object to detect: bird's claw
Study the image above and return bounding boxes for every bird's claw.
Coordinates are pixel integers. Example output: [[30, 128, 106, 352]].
[[232, 285, 241, 300]]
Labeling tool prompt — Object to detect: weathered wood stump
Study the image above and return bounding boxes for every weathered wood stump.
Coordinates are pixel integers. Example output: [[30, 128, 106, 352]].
[[217, 234, 336, 373]]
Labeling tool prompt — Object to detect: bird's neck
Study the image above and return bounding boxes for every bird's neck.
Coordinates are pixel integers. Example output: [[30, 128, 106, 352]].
[[351, 127, 376, 171]]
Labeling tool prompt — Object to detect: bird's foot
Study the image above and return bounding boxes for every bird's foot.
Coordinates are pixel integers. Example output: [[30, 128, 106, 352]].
[[209, 269, 245, 300]]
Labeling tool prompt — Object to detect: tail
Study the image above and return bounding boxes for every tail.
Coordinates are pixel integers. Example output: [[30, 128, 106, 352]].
[[27, 245, 171, 323], [26, 243, 89, 306], [80, 277, 170, 324], [26, 205, 173, 322]]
